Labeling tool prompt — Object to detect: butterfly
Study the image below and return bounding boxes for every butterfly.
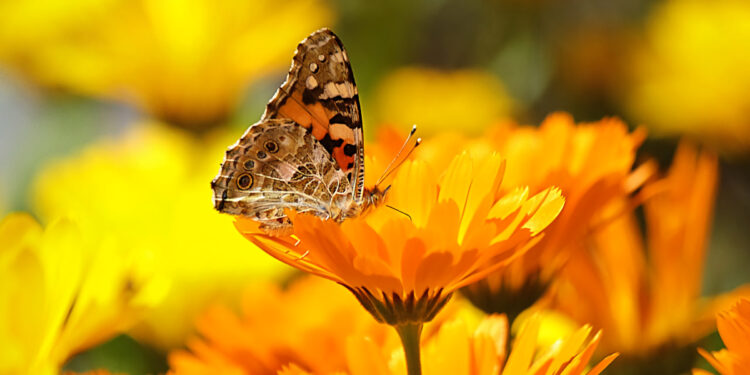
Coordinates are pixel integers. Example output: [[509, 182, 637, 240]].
[[212, 28, 410, 235]]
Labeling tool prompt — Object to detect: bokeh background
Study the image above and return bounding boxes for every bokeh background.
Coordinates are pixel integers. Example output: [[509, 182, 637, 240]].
[[1, 0, 749, 373]]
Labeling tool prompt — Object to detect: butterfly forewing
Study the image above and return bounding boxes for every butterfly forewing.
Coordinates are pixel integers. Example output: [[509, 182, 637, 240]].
[[262, 28, 365, 203]]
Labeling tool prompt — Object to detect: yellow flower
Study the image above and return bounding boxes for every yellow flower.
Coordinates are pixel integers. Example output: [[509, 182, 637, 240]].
[[0, 0, 117, 64], [696, 298, 750, 375], [371, 67, 514, 136], [0, 213, 165, 375], [0, 0, 333, 128], [553, 142, 750, 372], [336, 313, 616, 375], [281, 315, 615, 375], [31, 122, 290, 349], [236, 151, 564, 326], [627, 0, 750, 153], [353, 313, 616, 375]]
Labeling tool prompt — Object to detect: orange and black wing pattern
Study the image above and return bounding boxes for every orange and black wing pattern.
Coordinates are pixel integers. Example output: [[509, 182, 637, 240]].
[[262, 28, 365, 202]]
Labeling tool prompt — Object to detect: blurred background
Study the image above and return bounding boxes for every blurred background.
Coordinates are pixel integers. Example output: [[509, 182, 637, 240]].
[[1, 0, 749, 373]]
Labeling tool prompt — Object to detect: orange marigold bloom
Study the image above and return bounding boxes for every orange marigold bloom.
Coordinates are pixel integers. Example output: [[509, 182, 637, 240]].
[[235, 152, 564, 326], [234, 150, 563, 374], [553, 142, 750, 373], [169, 276, 616, 375], [280, 313, 617, 375], [401, 113, 649, 320], [169, 276, 390, 375], [696, 298, 750, 375]]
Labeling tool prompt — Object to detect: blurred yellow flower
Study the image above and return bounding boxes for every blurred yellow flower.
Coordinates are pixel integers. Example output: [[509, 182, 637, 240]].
[[0, 213, 165, 375], [31, 122, 290, 349], [627, 0, 750, 153], [554, 142, 750, 372], [282, 315, 614, 375], [0, 0, 116, 63], [0, 0, 333, 128], [696, 298, 750, 375], [335, 313, 616, 375], [372, 67, 514, 136]]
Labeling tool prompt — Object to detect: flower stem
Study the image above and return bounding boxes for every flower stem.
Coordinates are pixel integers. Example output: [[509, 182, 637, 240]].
[[395, 323, 423, 375]]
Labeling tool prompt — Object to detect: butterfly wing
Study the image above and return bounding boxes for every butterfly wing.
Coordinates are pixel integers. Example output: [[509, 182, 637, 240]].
[[212, 119, 353, 234], [262, 28, 366, 203]]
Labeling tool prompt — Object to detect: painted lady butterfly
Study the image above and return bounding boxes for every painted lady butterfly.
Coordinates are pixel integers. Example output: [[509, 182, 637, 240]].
[[212, 28, 403, 235]]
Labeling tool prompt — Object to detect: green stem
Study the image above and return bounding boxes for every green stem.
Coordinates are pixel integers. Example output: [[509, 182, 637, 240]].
[[395, 323, 423, 375]]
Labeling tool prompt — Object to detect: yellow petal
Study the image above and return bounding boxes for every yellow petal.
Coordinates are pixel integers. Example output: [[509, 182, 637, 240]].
[[521, 187, 565, 236], [473, 315, 508, 375], [388, 160, 438, 228], [346, 336, 392, 375], [423, 320, 471, 375], [503, 314, 540, 375], [459, 154, 505, 243], [488, 187, 529, 220], [438, 152, 473, 208]]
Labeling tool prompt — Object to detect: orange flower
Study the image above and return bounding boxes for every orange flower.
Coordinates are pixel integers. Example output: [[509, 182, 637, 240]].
[[234, 149, 563, 374], [696, 298, 750, 375], [169, 276, 616, 375], [169, 276, 390, 375], [280, 313, 617, 375], [235, 152, 564, 326], [553, 142, 750, 372], [404, 113, 649, 320], [392, 313, 617, 375]]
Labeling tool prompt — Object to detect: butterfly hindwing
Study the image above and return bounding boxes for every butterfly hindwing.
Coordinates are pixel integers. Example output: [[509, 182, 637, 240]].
[[262, 28, 365, 203], [211, 119, 352, 234]]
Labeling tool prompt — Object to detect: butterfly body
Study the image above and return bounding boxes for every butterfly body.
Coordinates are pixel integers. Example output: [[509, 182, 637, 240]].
[[212, 29, 384, 234]]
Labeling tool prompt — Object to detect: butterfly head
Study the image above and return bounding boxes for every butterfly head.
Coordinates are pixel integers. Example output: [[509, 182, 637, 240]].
[[365, 185, 389, 207], [367, 185, 416, 222], [355, 125, 421, 220]]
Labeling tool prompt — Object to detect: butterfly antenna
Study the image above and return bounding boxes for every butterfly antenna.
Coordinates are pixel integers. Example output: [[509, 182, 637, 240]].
[[386, 204, 412, 222], [376, 138, 421, 186], [375, 125, 421, 187]]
